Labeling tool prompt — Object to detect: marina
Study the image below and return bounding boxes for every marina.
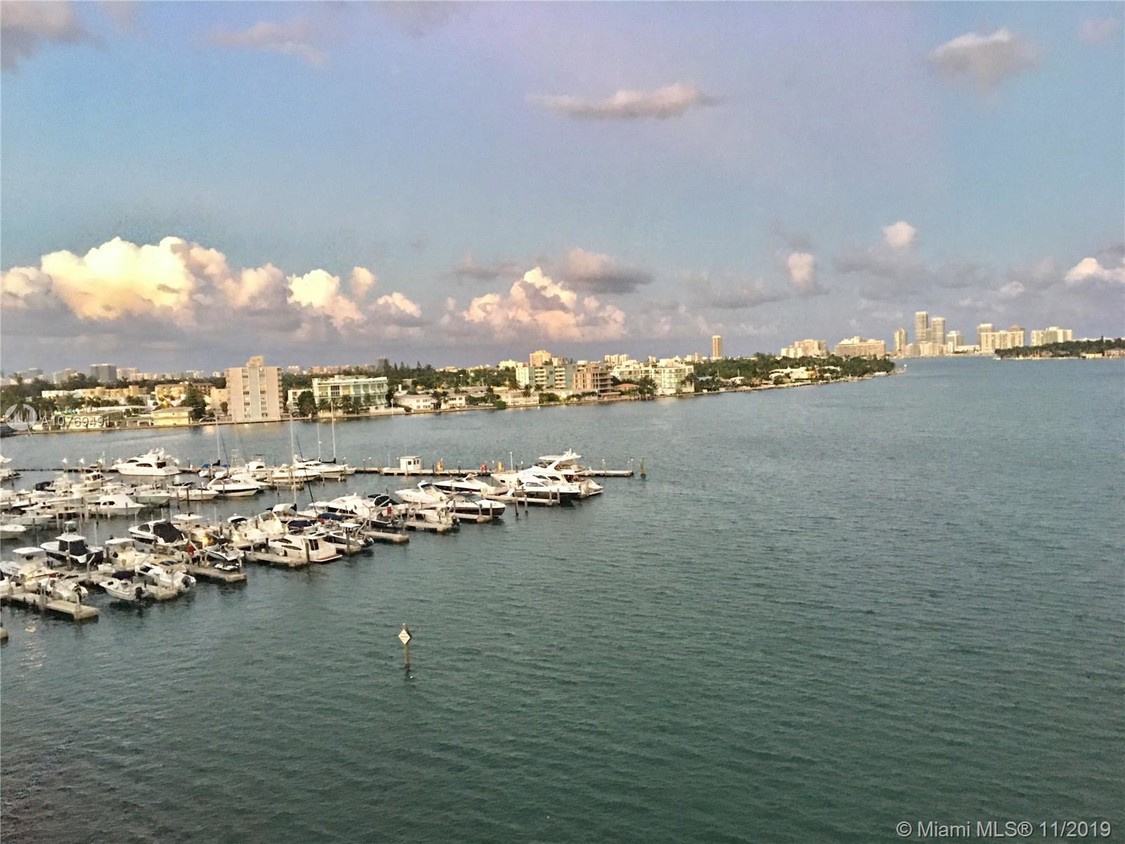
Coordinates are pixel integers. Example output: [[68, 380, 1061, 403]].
[[0, 445, 634, 626]]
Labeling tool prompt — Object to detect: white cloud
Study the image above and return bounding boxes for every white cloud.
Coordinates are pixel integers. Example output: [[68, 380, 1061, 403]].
[[460, 267, 626, 342], [882, 221, 917, 250], [1, 1, 94, 73], [928, 28, 1039, 93], [1078, 17, 1121, 45], [208, 19, 326, 67], [787, 252, 818, 292], [999, 281, 1025, 298], [374, 291, 423, 324], [287, 269, 365, 329], [1064, 256, 1125, 286], [530, 82, 716, 120], [351, 266, 378, 298]]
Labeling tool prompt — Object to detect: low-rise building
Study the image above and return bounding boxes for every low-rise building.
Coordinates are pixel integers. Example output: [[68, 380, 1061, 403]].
[[311, 375, 389, 409], [395, 394, 436, 412]]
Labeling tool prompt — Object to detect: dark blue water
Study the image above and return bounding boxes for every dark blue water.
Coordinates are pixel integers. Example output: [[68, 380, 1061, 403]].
[[1, 359, 1121, 842]]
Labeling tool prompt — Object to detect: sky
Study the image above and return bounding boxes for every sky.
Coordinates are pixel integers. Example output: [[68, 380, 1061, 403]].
[[1, 1, 1123, 373]]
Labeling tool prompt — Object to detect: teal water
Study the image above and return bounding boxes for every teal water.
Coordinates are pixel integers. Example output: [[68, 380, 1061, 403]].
[[1, 359, 1122, 842]]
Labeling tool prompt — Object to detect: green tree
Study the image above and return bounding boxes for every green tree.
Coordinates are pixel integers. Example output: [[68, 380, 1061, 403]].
[[296, 391, 317, 417], [181, 383, 208, 421]]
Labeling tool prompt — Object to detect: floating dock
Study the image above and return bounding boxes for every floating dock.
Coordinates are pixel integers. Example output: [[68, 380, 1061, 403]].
[[1, 588, 99, 621], [187, 564, 247, 584], [360, 528, 409, 545], [245, 551, 311, 568]]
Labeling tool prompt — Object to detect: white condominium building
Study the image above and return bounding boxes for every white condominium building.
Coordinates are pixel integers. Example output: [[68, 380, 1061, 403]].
[[226, 356, 283, 423]]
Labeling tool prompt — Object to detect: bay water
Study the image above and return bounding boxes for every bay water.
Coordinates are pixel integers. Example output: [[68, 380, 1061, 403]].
[[1, 358, 1121, 842]]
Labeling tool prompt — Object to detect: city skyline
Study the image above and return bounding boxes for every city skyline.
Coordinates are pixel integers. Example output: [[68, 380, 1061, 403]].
[[1, 2, 1123, 372]]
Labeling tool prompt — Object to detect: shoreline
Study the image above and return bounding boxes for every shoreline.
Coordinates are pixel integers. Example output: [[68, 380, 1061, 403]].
[[2, 371, 897, 438]]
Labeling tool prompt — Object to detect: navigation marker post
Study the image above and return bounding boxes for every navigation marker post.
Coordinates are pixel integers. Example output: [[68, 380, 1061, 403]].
[[398, 623, 412, 669]]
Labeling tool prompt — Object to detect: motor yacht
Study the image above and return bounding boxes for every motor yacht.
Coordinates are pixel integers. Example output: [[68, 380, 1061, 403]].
[[267, 533, 341, 563], [40, 532, 104, 568], [111, 449, 181, 478]]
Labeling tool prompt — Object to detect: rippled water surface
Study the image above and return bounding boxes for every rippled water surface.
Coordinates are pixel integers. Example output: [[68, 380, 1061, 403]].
[[2, 359, 1122, 842]]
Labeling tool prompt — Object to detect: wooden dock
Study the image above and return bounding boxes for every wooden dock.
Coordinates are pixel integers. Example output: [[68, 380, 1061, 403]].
[[0, 626, 8, 643]]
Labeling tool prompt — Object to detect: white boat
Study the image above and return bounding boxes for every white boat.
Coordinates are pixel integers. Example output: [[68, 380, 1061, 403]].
[[266, 533, 341, 563], [205, 473, 267, 498], [0, 522, 27, 538], [129, 519, 189, 551], [396, 481, 505, 522], [431, 474, 505, 497], [86, 492, 145, 517], [169, 481, 219, 502], [136, 561, 196, 593], [111, 449, 181, 478], [269, 461, 320, 486], [40, 532, 104, 568], [0, 546, 59, 589], [319, 521, 374, 554], [128, 484, 173, 506], [0, 454, 18, 482], [491, 465, 600, 500], [98, 576, 153, 604], [47, 576, 89, 603]]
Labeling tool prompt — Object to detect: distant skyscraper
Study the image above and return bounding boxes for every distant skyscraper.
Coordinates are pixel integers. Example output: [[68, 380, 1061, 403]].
[[711, 335, 723, 359], [894, 328, 908, 354], [914, 311, 931, 345], [89, 363, 118, 383], [931, 316, 946, 348]]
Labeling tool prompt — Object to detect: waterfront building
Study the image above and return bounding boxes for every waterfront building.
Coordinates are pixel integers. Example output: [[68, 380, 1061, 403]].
[[977, 323, 994, 348], [311, 374, 389, 409], [711, 335, 723, 360], [1031, 326, 1074, 346], [395, 393, 437, 412], [50, 368, 79, 385], [946, 330, 965, 352], [780, 339, 829, 359], [979, 325, 1026, 353], [833, 336, 887, 358], [529, 349, 554, 366], [226, 356, 283, 423], [572, 362, 611, 394], [150, 406, 193, 427]]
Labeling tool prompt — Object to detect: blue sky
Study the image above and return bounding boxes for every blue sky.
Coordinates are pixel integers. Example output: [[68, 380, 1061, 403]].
[[2, 1, 1122, 372]]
